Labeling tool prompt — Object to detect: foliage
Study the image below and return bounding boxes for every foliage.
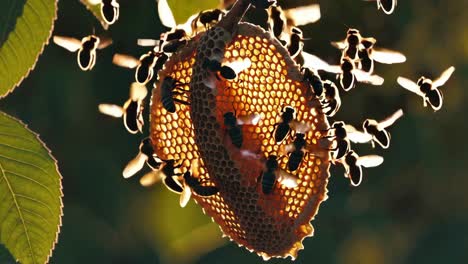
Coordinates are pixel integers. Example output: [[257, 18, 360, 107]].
[[0, 112, 63, 264], [0, 0, 57, 98]]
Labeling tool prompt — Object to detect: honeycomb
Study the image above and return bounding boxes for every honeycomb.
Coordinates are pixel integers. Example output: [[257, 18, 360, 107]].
[[150, 5, 331, 260]]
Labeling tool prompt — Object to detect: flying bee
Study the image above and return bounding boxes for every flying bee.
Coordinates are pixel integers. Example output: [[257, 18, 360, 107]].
[[86, 0, 120, 25], [358, 38, 406, 74], [53, 35, 112, 71], [345, 109, 404, 149], [159, 77, 190, 113], [139, 159, 185, 194], [320, 80, 342, 117], [302, 67, 324, 99], [341, 150, 384, 187], [268, 6, 286, 41], [331, 28, 362, 61], [321, 121, 352, 161], [365, 0, 398, 15], [329, 56, 384, 91], [98, 82, 148, 134], [273, 106, 296, 143], [259, 155, 299, 195], [122, 137, 163, 179], [251, 0, 277, 9], [223, 112, 261, 148], [191, 9, 225, 32], [287, 27, 305, 59], [113, 47, 168, 85], [397, 66, 455, 111]]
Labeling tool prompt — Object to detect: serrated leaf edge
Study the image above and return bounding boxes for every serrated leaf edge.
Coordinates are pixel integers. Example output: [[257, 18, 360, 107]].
[[0, 111, 64, 264], [0, 0, 59, 99]]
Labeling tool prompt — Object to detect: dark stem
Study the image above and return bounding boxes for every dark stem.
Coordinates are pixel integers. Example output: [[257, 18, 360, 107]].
[[217, 0, 251, 33]]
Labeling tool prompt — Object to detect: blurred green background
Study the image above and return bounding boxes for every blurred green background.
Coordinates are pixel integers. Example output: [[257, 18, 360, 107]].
[[1, 0, 467, 263]]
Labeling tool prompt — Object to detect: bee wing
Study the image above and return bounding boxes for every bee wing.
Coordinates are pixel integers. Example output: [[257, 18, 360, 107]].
[[283, 4, 321, 26], [53, 36, 82, 52], [277, 170, 299, 188], [97, 37, 113, 49], [371, 48, 406, 64], [112, 53, 140, 69], [345, 125, 373, 143], [224, 58, 252, 74], [377, 109, 404, 130], [237, 113, 261, 125], [302, 51, 340, 73], [397, 77, 424, 96], [179, 185, 192, 208], [137, 38, 161, 47], [330, 40, 347, 50], [356, 155, 384, 168], [139, 169, 164, 187], [129, 82, 148, 101], [354, 70, 384, 85], [98, 104, 124, 118], [157, 0, 176, 28], [433, 66, 455, 88], [123, 152, 147, 178]]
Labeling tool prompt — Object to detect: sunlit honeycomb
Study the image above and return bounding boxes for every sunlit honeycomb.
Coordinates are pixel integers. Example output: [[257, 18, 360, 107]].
[[150, 23, 331, 259]]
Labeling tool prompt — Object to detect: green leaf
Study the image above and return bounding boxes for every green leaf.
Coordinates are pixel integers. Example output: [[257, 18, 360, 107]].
[[167, 0, 220, 24], [79, 0, 109, 30], [0, 0, 57, 98], [0, 112, 63, 264]]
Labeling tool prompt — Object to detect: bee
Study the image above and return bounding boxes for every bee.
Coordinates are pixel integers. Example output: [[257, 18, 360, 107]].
[[334, 56, 385, 91], [251, 0, 277, 9], [287, 27, 305, 59], [284, 133, 310, 172], [53, 35, 112, 71], [179, 171, 219, 207], [358, 38, 406, 74], [397, 66, 455, 111], [341, 150, 384, 187], [366, 0, 397, 15], [162, 39, 188, 53], [259, 155, 298, 195], [191, 9, 225, 31], [223, 112, 261, 148], [320, 80, 341, 117], [273, 106, 296, 143], [268, 6, 286, 41], [162, 28, 187, 42], [113, 47, 168, 85], [203, 59, 237, 80], [86, 0, 120, 25], [331, 28, 362, 61], [98, 82, 148, 134], [122, 137, 163, 179], [302, 67, 324, 99], [322, 121, 351, 161], [139, 160, 185, 194], [345, 109, 404, 149], [159, 77, 190, 113]]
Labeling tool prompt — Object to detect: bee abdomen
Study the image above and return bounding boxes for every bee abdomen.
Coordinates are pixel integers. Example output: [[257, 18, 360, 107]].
[[228, 128, 243, 148], [161, 96, 176, 113]]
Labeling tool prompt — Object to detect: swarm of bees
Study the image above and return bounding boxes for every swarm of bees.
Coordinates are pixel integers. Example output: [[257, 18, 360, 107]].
[[55, 0, 456, 259]]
